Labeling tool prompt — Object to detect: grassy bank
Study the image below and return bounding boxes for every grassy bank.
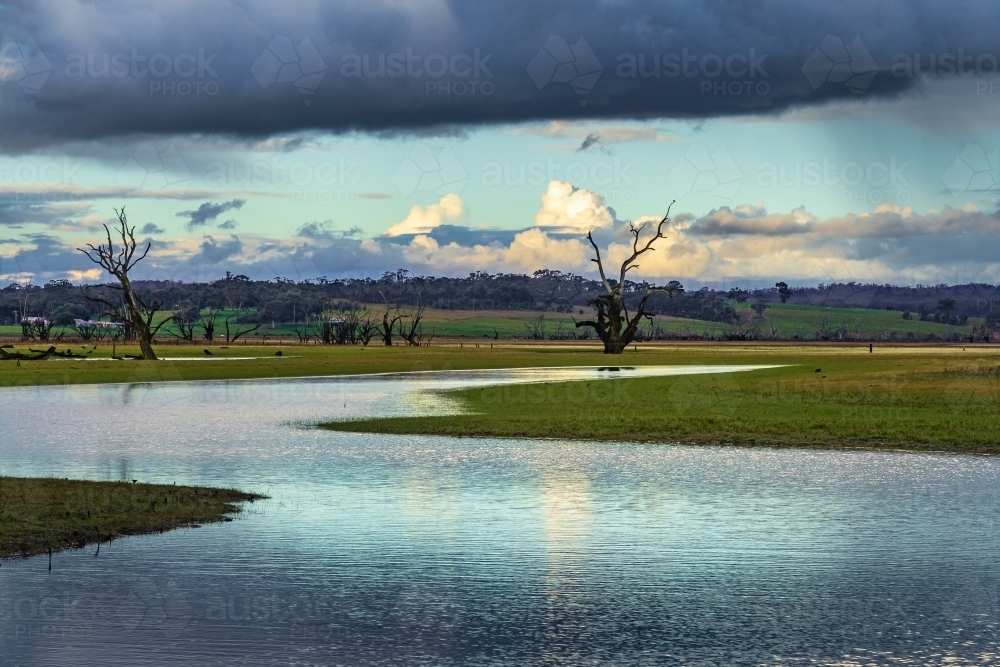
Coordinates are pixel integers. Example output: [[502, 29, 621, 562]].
[[320, 347, 1000, 454], [6, 340, 1000, 453], [4, 340, 997, 389], [0, 477, 264, 559], [0, 341, 799, 387]]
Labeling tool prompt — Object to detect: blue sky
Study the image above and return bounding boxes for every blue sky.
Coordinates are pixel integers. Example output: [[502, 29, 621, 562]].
[[2, 1, 1000, 288]]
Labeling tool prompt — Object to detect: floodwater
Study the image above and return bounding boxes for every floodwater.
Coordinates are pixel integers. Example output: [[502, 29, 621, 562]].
[[1, 365, 999, 666]]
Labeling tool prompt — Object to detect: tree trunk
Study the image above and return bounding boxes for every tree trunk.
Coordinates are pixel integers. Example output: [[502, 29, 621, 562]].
[[121, 276, 157, 360], [606, 294, 624, 353], [138, 336, 157, 360], [595, 292, 625, 354], [382, 312, 393, 346]]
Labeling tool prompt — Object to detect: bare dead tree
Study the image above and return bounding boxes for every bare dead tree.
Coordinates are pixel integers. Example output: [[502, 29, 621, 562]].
[[381, 307, 403, 346], [16, 285, 31, 341], [376, 290, 404, 346], [20, 316, 56, 342], [575, 203, 684, 354], [173, 319, 196, 342], [396, 304, 427, 346], [200, 307, 220, 343], [524, 314, 546, 340], [73, 320, 98, 341], [319, 311, 337, 345], [357, 310, 378, 346], [170, 305, 199, 342], [292, 320, 314, 343], [77, 207, 169, 360], [223, 310, 261, 344]]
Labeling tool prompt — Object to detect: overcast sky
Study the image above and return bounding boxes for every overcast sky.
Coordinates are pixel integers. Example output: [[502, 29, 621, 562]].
[[2, 0, 1000, 287]]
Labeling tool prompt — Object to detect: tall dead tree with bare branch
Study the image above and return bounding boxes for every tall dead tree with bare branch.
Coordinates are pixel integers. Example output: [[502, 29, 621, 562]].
[[575, 202, 684, 354], [78, 207, 169, 360]]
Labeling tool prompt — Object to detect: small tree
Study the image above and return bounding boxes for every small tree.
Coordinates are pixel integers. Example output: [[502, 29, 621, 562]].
[[727, 287, 749, 304], [574, 204, 684, 354], [751, 294, 770, 317], [775, 281, 792, 304], [78, 208, 168, 360], [937, 298, 956, 324]]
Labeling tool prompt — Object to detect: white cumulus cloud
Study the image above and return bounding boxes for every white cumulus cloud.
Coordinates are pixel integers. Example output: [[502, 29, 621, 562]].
[[383, 193, 463, 236], [534, 181, 614, 232]]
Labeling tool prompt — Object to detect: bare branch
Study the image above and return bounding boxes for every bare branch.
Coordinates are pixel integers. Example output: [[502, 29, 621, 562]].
[[617, 200, 675, 286], [586, 231, 613, 293]]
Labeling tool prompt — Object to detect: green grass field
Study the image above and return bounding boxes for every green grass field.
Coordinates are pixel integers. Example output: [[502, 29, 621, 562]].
[[643, 302, 978, 340], [750, 303, 978, 338], [6, 336, 1000, 454], [0, 477, 263, 559], [0, 341, 670, 387], [320, 345, 1000, 454], [0, 302, 978, 342], [0, 307, 580, 341]]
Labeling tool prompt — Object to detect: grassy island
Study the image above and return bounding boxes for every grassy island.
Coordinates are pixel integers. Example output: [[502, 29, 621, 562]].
[[0, 477, 264, 559], [319, 346, 1000, 454]]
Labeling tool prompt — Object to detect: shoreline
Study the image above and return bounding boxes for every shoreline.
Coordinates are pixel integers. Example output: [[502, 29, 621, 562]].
[[0, 477, 265, 560], [321, 426, 1000, 457], [318, 352, 1000, 455], [1, 341, 997, 388], [320, 419, 1000, 456]]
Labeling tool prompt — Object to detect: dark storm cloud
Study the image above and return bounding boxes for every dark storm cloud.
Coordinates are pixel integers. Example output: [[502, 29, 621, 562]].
[[578, 133, 603, 152], [0, 201, 86, 228], [425, 224, 520, 247], [5, 233, 91, 276], [685, 204, 1000, 240], [178, 199, 246, 228], [296, 220, 363, 239], [191, 235, 243, 264], [4, 0, 991, 150]]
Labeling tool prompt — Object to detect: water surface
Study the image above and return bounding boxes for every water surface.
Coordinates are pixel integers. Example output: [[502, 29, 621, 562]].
[[1, 365, 999, 666]]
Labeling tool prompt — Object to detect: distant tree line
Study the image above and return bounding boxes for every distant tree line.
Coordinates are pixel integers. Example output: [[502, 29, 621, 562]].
[[783, 282, 1000, 317], [5, 272, 1000, 334]]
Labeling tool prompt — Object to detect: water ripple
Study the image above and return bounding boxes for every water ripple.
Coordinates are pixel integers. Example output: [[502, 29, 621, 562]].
[[1, 366, 997, 666]]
